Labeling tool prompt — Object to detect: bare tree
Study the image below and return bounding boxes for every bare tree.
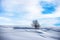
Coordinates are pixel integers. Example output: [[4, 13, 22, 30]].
[[32, 20, 40, 29]]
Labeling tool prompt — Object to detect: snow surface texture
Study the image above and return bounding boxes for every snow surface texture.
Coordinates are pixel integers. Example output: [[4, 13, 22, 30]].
[[0, 26, 60, 40]]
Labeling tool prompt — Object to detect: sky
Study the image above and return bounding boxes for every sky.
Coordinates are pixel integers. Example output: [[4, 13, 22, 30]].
[[0, 0, 60, 27]]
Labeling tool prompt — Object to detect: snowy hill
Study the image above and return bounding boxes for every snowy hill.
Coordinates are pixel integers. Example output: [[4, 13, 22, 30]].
[[0, 26, 60, 40]]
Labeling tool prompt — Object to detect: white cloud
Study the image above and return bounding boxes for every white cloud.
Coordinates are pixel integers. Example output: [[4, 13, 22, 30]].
[[4, 12, 14, 16], [23, 0, 42, 20], [0, 17, 11, 21], [2, 0, 27, 12], [1, 0, 60, 26], [23, 0, 60, 21], [14, 20, 32, 26], [42, 0, 55, 2], [0, 17, 14, 25]]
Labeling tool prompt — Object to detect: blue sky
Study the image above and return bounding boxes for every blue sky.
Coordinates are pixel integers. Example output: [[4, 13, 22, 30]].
[[40, 1, 56, 14], [0, 0, 60, 27]]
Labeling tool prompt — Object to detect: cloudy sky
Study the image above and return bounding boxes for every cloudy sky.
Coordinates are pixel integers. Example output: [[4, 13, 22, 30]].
[[0, 0, 60, 26]]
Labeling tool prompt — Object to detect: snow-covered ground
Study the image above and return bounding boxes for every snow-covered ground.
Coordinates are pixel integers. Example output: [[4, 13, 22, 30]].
[[0, 26, 60, 40]]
